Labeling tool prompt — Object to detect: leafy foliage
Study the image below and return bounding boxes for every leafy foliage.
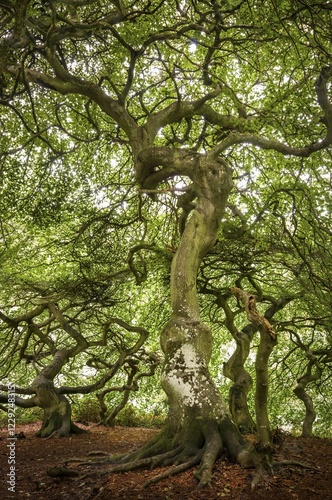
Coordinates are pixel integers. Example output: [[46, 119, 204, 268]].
[[0, 0, 331, 446]]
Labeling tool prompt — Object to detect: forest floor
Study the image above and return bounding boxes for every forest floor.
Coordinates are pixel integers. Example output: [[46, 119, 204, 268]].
[[0, 421, 332, 499]]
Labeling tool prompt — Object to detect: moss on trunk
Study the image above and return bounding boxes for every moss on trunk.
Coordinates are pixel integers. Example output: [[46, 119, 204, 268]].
[[36, 393, 83, 438], [32, 350, 85, 438], [223, 327, 256, 433], [60, 154, 266, 486]]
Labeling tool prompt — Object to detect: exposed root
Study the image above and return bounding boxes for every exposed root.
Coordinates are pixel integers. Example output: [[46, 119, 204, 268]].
[[48, 420, 257, 489], [87, 450, 109, 457], [71, 421, 88, 434], [112, 427, 180, 464], [47, 466, 80, 478], [248, 453, 321, 490], [64, 457, 90, 465], [250, 460, 273, 490], [194, 421, 223, 487], [38, 420, 87, 439], [143, 454, 203, 487], [273, 460, 320, 471]]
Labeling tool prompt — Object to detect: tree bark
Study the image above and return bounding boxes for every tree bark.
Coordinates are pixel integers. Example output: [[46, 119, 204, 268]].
[[98, 155, 262, 487], [218, 292, 256, 433], [161, 156, 232, 430], [293, 355, 322, 437], [255, 331, 276, 448], [31, 349, 84, 437], [230, 288, 277, 448], [223, 326, 256, 433]]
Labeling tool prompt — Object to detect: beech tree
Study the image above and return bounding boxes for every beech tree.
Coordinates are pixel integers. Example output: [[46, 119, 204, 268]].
[[1, 0, 332, 487], [0, 159, 166, 436]]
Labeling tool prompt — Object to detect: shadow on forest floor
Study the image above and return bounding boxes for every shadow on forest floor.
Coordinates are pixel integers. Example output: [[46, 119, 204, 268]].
[[0, 422, 331, 499]]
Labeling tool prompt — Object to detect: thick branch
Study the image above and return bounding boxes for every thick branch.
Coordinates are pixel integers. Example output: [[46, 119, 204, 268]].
[[0, 394, 38, 408], [135, 146, 201, 187], [32, 348, 69, 383], [0, 304, 46, 326], [59, 319, 150, 394], [5, 65, 137, 138], [58, 353, 127, 395], [47, 303, 88, 353], [145, 85, 223, 135], [230, 288, 276, 339], [211, 66, 332, 158]]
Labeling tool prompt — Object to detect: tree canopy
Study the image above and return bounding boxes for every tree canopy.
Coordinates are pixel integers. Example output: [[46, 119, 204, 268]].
[[0, 0, 332, 488]]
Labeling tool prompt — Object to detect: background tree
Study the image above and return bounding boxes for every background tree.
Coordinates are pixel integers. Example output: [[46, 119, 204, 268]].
[[0, 168, 167, 436]]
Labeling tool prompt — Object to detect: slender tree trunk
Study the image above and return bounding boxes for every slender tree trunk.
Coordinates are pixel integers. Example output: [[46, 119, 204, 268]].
[[231, 288, 277, 448], [293, 357, 321, 437], [255, 332, 276, 447], [223, 294, 294, 434], [99, 367, 138, 426], [294, 385, 316, 438], [223, 326, 256, 433]]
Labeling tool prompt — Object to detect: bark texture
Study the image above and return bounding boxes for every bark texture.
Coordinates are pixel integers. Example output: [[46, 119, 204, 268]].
[[293, 348, 322, 437], [223, 326, 256, 433], [231, 288, 277, 448], [219, 292, 256, 432], [32, 350, 84, 438], [80, 154, 261, 487]]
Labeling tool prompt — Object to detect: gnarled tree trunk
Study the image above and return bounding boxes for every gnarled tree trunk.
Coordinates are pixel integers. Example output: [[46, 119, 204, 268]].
[[32, 349, 84, 438], [223, 326, 256, 433], [34, 382, 83, 438], [98, 155, 259, 487], [156, 158, 256, 484], [293, 351, 322, 437], [231, 288, 277, 449]]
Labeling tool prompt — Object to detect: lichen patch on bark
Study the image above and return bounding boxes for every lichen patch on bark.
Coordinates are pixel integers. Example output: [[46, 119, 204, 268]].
[[162, 343, 208, 408]]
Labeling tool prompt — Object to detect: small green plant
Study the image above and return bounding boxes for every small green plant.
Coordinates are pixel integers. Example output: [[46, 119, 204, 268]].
[[72, 397, 100, 423], [0, 406, 43, 428], [0, 410, 7, 428], [18, 406, 43, 424], [114, 405, 165, 428]]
